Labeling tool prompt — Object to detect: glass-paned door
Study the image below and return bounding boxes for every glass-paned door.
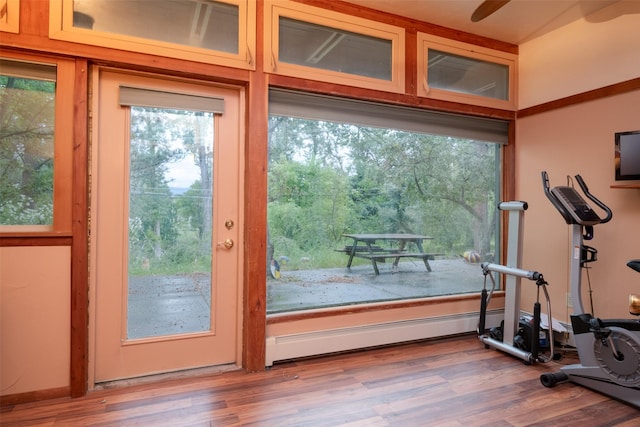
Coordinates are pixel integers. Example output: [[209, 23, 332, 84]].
[[93, 70, 242, 382], [127, 106, 214, 339]]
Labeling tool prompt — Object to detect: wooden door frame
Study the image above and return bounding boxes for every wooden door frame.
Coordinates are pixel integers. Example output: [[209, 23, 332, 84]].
[[71, 59, 90, 397], [69, 63, 265, 396]]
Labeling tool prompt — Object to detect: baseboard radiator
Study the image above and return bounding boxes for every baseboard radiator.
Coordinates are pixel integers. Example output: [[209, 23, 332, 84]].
[[265, 309, 503, 366]]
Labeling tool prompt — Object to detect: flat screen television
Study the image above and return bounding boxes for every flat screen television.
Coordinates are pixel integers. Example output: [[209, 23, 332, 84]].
[[615, 130, 640, 181]]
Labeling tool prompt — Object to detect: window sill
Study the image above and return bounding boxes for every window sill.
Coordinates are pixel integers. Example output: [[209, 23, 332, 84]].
[[266, 291, 503, 324], [0, 232, 73, 246]]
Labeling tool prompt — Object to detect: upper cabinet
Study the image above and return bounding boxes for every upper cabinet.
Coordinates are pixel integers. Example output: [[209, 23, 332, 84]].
[[0, 0, 19, 33], [418, 33, 517, 110], [49, 0, 256, 69], [264, 0, 405, 93]]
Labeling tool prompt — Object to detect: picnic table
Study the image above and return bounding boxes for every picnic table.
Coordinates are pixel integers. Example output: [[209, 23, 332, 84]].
[[338, 233, 442, 275]]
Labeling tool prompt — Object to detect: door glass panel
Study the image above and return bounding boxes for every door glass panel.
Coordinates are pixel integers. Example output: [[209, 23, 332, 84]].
[[279, 17, 392, 80], [127, 106, 214, 339], [72, 0, 239, 53], [427, 49, 509, 101]]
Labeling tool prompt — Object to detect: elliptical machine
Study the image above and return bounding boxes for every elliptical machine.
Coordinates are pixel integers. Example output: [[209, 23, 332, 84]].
[[540, 171, 640, 408]]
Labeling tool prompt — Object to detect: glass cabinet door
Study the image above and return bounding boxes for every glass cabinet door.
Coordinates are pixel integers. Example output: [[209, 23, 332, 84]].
[[265, 0, 405, 93], [72, 0, 239, 53], [418, 33, 517, 110], [427, 49, 510, 101], [278, 17, 392, 81], [50, 0, 255, 69]]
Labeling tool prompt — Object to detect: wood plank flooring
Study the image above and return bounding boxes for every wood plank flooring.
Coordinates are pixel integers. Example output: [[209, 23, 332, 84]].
[[2, 334, 638, 426]]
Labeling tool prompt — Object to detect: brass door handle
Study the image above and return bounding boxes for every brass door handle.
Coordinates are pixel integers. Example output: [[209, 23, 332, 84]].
[[217, 239, 234, 250]]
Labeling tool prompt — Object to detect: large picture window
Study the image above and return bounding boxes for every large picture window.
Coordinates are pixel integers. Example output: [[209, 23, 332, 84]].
[[267, 90, 506, 313]]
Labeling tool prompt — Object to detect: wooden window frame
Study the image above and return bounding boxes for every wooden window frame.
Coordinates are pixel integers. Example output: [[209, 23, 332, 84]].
[[48, 0, 256, 71], [264, 0, 405, 94], [0, 53, 74, 236], [418, 33, 518, 110]]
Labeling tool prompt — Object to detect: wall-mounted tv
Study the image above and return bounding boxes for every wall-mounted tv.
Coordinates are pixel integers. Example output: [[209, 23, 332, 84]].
[[615, 130, 640, 181]]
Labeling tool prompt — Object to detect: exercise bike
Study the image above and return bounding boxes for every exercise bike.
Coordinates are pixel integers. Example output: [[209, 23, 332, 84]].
[[539, 171, 640, 408]]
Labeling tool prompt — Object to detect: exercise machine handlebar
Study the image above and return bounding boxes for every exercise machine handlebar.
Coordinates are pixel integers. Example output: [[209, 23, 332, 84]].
[[498, 200, 528, 211], [542, 171, 573, 224], [575, 174, 612, 224], [481, 262, 543, 282]]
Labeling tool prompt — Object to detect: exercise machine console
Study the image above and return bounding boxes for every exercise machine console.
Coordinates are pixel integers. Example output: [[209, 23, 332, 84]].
[[540, 171, 640, 408]]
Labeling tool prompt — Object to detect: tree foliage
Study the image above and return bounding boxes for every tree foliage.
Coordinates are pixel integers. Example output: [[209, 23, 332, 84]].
[[0, 76, 55, 225], [268, 117, 499, 265], [127, 107, 213, 274]]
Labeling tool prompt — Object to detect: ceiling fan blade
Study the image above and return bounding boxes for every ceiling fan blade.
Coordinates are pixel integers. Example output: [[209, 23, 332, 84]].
[[471, 0, 511, 22]]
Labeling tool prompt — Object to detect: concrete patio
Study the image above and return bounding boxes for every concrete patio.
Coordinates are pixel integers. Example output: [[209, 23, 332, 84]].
[[127, 258, 485, 338], [267, 258, 484, 313]]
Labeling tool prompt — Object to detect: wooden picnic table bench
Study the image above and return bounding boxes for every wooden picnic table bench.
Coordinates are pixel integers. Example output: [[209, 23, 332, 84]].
[[340, 233, 442, 275]]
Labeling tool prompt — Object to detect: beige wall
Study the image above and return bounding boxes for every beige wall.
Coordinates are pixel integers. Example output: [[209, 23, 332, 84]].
[[1, 247, 71, 395], [519, 2, 640, 108], [516, 89, 640, 323], [516, 2, 640, 323]]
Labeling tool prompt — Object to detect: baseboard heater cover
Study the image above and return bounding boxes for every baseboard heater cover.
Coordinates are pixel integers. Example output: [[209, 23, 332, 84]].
[[265, 310, 503, 366]]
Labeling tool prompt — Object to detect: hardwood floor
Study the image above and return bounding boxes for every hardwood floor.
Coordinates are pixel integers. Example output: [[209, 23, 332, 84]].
[[1, 334, 638, 426]]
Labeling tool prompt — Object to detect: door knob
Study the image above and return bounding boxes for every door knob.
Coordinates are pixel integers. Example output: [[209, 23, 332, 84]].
[[217, 238, 234, 250]]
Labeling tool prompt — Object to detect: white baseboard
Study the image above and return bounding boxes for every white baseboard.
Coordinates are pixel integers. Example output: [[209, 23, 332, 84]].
[[265, 310, 503, 366]]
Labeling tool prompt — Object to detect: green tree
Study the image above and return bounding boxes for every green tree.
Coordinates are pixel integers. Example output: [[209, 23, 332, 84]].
[[268, 160, 353, 250], [0, 76, 55, 224], [179, 112, 213, 249], [267, 116, 500, 268], [375, 132, 498, 257], [128, 107, 183, 264]]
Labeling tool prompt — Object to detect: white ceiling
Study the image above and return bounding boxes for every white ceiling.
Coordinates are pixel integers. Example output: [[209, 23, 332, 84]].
[[342, 0, 638, 45]]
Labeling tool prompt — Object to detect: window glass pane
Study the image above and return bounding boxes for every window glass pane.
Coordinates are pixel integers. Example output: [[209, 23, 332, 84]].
[[0, 74, 55, 225], [428, 49, 509, 101], [279, 17, 392, 80], [127, 107, 214, 339], [73, 0, 239, 54], [267, 113, 501, 313]]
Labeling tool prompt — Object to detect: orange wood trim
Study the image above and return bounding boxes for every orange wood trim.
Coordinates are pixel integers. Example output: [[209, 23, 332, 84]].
[[0, 236, 72, 246], [610, 184, 640, 189], [268, 73, 516, 121], [70, 59, 89, 398], [405, 27, 417, 96], [267, 292, 505, 324], [1, 33, 251, 87], [20, 0, 48, 37], [52, 59, 75, 233], [500, 121, 517, 266], [242, 0, 268, 372], [518, 77, 640, 119], [0, 386, 71, 407]]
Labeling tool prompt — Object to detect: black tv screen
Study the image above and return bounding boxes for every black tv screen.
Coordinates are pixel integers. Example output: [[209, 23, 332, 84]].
[[615, 130, 640, 181]]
